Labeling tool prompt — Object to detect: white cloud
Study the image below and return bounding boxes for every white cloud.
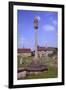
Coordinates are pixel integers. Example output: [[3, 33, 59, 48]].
[[43, 24, 55, 31], [50, 17, 57, 26], [52, 20, 57, 26]]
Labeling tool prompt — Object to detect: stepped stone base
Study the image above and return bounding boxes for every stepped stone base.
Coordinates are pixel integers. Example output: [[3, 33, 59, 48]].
[[26, 57, 48, 72], [18, 58, 48, 79]]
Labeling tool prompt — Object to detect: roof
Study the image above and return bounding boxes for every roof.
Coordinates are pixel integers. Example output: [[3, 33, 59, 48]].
[[18, 48, 31, 53], [37, 46, 57, 51]]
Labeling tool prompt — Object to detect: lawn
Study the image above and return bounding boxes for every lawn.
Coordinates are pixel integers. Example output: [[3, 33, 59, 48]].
[[17, 56, 58, 79]]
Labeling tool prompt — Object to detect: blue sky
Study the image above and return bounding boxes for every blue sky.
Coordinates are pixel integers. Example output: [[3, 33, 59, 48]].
[[17, 10, 58, 50]]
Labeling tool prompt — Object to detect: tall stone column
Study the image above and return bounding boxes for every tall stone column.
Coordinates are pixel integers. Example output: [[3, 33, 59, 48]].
[[35, 29, 38, 58], [26, 16, 48, 73], [34, 16, 38, 59]]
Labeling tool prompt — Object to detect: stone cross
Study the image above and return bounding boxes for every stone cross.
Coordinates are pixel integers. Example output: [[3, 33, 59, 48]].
[[34, 16, 38, 59]]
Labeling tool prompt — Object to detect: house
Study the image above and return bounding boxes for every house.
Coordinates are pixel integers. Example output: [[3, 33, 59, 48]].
[[38, 46, 57, 57], [32, 46, 57, 58], [18, 48, 31, 57]]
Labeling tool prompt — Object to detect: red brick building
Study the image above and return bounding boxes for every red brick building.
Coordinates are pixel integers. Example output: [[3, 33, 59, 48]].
[[18, 48, 31, 57]]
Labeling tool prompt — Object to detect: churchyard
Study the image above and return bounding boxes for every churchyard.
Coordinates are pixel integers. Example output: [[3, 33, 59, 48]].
[[17, 55, 58, 79]]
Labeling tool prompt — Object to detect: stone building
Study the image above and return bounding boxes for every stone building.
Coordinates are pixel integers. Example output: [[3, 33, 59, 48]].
[[37, 46, 57, 58], [18, 48, 31, 57]]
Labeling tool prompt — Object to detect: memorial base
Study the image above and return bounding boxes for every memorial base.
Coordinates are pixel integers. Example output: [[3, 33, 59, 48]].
[[18, 57, 48, 79], [26, 57, 48, 72]]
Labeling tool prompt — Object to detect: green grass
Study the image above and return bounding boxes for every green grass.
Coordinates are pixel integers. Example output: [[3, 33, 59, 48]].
[[17, 56, 57, 68], [28, 67, 57, 79], [17, 56, 58, 79], [18, 66, 57, 80], [17, 56, 33, 68]]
